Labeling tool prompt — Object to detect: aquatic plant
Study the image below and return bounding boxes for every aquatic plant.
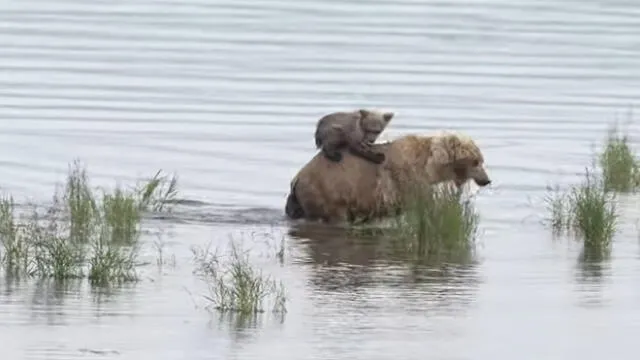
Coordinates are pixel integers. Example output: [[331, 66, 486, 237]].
[[544, 184, 571, 234], [153, 231, 176, 268], [390, 181, 479, 264], [88, 225, 139, 286], [137, 170, 179, 213], [192, 239, 287, 316], [0, 195, 32, 277], [65, 159, 99, 244], [569, 169, 617, 252], [29, 208, 86, 280], [101, 170, 178, 246], [545, 169, 617, 255], [101, 186, 143, 245], [0, 159, 178, 285], [599, 123, 640, 192]]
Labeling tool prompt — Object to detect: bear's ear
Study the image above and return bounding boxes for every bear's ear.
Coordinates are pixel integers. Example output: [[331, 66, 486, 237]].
[[383, 112, 394, 123], [358, 109, 370, 119]]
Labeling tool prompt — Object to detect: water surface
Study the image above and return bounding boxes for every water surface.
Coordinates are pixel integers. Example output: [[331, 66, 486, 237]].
[[2, 0, 640, 359]]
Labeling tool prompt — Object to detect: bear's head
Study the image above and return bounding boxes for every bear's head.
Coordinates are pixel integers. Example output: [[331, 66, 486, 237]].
[[429, 132, 491, 188], [358, 109, 395, 144]]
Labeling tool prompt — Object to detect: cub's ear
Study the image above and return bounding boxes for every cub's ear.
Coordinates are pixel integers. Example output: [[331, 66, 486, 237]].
[[358, 109, 371, 118], [383, 112, 394, 123]]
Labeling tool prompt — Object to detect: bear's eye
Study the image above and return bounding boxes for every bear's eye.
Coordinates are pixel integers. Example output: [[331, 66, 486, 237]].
[[472, 160, 479, 167]]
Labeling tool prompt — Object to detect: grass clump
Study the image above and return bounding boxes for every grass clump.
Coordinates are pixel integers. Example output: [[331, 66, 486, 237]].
[[102, 170, 179, 245], [545, 121, 637, 256], [65, 160, 99, 243], [88, 226, 138, 286], [192, 240, 287, 316], [599, 123, 640, 193], [545, 169, 617, 256], [389, 182, 479, 264], [0, 196, 32, 276], [0, 159, 178, 286], [101, 187, 142, 246], [30, 210, 86, 280], [569, 170, 617, 250]]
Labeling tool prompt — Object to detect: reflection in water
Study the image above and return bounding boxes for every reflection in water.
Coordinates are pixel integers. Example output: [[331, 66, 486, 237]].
[[574, 248, 612, 308], [209, 311, 286, 345], [89, 282, 138, 318], [288, 222, 480, 312], [577, 246, 611, 282], [28, 279, 81, 326], [0, 277, 139, 326]]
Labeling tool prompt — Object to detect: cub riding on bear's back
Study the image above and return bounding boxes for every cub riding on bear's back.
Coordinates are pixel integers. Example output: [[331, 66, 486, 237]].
[[314, 109, 394, 165]]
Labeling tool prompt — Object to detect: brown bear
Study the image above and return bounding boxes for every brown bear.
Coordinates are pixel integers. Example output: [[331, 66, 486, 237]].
[[284, 131, 491, 224]]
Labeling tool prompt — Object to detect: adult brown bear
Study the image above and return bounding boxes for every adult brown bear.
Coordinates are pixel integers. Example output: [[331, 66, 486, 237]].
[[284, 131, 491, 224]]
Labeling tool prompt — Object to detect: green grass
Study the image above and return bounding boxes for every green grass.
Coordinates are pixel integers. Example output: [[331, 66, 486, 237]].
[[88, 225, 139, 286], [102, 170, 178, 245], [192, 239, 287, 316], [0, 159, 178, 285], [388, 181, 479, 264], [137, 170, 179, 213], [569, 169, 618, 251], [599, 123, 640, 193], [545, 121, 638, 256], [544, 184, 570, 235], [0, 195, 32, 277], [30, 209, 86, 280], [102, 187, 142, 245], [65, 159, 99, 243], [545, 169, 618, 256]]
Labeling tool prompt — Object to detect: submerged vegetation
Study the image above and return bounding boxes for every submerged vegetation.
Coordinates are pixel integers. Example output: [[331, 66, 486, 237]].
[[192, 238, 287, 316], [0, 159, 178, 285]]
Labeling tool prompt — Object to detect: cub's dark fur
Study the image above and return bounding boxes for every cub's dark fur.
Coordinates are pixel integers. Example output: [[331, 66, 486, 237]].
[[314, 109, 394, 164]]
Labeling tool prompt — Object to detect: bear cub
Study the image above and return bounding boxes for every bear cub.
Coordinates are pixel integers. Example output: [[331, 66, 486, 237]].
[[314, 109, 394, 164]]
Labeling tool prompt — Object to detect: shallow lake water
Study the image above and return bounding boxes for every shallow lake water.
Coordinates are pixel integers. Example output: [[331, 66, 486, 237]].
[[2, 0, 640, 359]]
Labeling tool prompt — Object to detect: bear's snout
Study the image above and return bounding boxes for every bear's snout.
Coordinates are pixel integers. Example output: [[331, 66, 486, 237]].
[[470, 166, 491, 187], [474, 177, 491, 187]]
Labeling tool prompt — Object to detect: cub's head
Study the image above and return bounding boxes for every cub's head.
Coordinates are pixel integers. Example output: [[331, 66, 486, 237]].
[[358, 109, 394, 144], [429, 132, 491, 188]]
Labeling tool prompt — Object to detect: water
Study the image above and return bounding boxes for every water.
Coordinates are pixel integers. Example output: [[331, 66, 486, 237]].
[[1, 0, 640, 358]]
